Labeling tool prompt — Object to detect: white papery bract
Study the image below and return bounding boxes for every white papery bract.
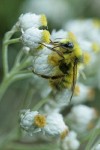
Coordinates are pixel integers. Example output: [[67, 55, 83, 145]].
[[43, 113, 69, 138], [20, 110, 41, 135], [62, 131, 80, 150], [64, 19, 100, 44], [31, 74, 52, 98], [20, 110, 47, 136], [67, 105, 97, 132], [22, 27, 50, 49], [51, 29, 67, 40], [22, 0, 69, 27], [33, 47, 60, 75], [20, 110, 69, 138], [22, 46, 30, 54], [71, 83, 94, 104], [19, 13, 47, 31]]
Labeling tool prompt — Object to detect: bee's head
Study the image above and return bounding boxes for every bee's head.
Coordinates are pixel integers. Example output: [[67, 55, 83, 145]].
[[60, 41, 74, 53]]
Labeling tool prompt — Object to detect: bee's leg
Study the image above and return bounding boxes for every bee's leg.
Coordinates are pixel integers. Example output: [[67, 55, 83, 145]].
[[69, 62, 77, 103], [50, 39, 59, 44], [32, 69, 65, 79], [39, 42, 64, 58]]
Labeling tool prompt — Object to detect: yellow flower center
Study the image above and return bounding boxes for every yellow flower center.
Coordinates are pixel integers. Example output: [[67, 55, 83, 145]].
[[92, 43, 100, 53], [68, 32, 76, 41], [74, 85, 80, 96], [42, 30, 50, 44], [87, 122, 95, 130], [40, 15, 47, 26], [60, 129, 69, 139], [87, 88, 95, 101], [93, 19, 100, 28], [34, 114, 46, 128], [83, 52, 91, 65]]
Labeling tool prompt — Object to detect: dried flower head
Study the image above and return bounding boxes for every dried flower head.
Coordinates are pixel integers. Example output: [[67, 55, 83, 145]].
[[62, 131, 80, 150], [19, 13, 47, 31], [43, 113, 69, 139], [22, 27, 50, 49]]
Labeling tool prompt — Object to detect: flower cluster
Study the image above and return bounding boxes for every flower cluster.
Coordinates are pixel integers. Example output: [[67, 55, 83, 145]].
[[18, 13, 50, 50], [3, 12, 99, 150], [67, 105, 97, 133], [62, 131, 80, 150], [17, 16, 100, 149], [20, 109, 69, 138]]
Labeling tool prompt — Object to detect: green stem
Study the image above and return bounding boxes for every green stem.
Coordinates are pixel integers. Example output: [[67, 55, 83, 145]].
[[2, 25, 18, 77], [0, 76, 13, 101], [0, 128, 17, 149], [4, 38, 21, 45], [22, 86, 35, 109], [91, 139, 100, 150], [11, 73, 33, 81], [0, 72, 33, 102], [2, 43, 8, 77], [6, 143, 58, 150], [32, 98, 49, 111], [13, 50, 24, 67], [85, 119, 100, 150]]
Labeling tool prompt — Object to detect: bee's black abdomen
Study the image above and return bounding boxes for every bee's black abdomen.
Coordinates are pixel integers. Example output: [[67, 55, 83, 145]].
[[59, 63, 71, 74]]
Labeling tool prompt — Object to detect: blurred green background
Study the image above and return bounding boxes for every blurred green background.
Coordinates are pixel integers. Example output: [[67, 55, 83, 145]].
[[0, 0, 100, 149]]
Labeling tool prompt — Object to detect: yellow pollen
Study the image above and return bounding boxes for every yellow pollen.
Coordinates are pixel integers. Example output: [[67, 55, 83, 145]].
[[74, 85, 80, 96], [48, 53, 61, 66], [83, 52, 91, 65], [60, 129, 69, 139], [42, 30, 50, 44], [68, 32, 76, 41], [40, 14, 47, 26], [34, 114, 46, 128], [93, 19, 100, 28], [87, 88, 95, 101], [74, 46, 82, 57], [87, 122, 95, 130], [92, 43, 100, 53]]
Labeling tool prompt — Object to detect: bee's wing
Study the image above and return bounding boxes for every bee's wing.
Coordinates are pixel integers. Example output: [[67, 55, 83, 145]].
[[69, 61, 77, 102]]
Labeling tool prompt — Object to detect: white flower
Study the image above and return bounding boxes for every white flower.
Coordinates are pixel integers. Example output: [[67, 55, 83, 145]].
[[20, 109, 46, 135], [33, 47, 59, 75], [31, 74, 52, 98], [51, 29, 68, 40], [22, 46, 30, 54], [65, 19, 100, 44], [22, 0, 70, 27], [67, 105, 97, 132], [62, 131, 80, 150], [22, 27, 50, 49], [44, 113, 69, 139], [94, 144, 100, 150], [71, 83, 95, 104], [20, 110, 69, 138], [53, 89, 71, 108], [19, 13, 47, 31]]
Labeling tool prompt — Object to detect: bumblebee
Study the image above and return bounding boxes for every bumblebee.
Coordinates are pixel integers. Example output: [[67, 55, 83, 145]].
[[32, 32, 83, 102]]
